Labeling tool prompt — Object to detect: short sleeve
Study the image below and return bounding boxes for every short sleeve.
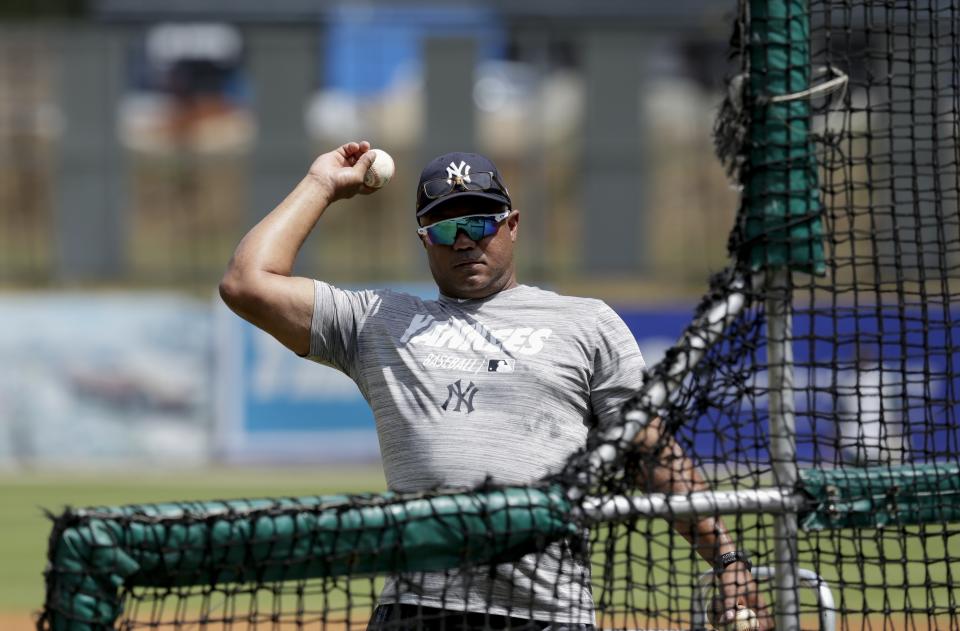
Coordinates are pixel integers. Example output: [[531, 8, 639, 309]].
[[589, 303, 646, 427], [305, 280, 379, 379]]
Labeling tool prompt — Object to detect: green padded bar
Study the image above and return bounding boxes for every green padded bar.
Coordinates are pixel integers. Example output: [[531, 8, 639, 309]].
[[742, 0, 825, 274], [42, 486, 574, 631], [800, 463, 960, 530]]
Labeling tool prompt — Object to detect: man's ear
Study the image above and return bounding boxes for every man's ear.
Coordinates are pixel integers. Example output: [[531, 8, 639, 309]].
[[507, 209, 520, 242]]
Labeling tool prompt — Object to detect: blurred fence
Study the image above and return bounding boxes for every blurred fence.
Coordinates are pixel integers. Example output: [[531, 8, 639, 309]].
[[0, 5, 739, 294]]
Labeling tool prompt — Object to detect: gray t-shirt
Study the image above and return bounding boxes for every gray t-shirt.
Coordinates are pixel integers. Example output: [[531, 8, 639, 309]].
[[306, 281, 645, 624]]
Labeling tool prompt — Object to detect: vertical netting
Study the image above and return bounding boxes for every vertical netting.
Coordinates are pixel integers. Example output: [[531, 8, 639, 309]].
[[570, 1, 960, 629]]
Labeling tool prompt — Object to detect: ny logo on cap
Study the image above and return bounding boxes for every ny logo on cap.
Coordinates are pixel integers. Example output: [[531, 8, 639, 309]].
[[446, 161, 472, 184]]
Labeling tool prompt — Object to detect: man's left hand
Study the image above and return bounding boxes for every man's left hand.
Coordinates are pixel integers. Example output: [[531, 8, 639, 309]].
[[713, 562, 774, 630]]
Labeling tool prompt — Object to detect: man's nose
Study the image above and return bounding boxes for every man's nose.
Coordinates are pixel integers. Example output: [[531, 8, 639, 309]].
[[452, 229, 477, 249]]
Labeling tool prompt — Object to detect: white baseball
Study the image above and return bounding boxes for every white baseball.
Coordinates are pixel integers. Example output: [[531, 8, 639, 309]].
[[720, 607, 759, 631], [363, 149, 395, 189]]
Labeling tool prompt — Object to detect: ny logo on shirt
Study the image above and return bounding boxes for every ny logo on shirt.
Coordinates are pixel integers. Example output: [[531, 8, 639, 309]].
[[442, 379, 478, 413]]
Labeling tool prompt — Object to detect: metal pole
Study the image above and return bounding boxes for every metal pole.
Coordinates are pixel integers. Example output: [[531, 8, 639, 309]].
[[579, 487, 804, 522], [766, 267, 800, 631]]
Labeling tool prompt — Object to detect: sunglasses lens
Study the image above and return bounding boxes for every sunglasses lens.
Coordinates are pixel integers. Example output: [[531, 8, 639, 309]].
[[426, 221, 459, 245], [425, 216, 500, 245], [464, 217, 497, 240]]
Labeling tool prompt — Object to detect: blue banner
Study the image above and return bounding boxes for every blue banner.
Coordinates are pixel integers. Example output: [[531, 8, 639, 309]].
[[216, 291, 959, 466], [617, 305, 960, 465]]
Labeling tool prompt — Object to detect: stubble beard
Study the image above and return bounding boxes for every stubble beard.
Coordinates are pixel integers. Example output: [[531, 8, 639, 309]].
[[439, 262, 515, 300]]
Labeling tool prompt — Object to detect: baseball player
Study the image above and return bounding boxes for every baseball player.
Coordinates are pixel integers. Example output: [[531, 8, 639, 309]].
[[220, 141, 770, 630]]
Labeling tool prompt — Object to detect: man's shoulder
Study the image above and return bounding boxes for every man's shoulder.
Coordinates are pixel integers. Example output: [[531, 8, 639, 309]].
[[514, 285, 609, 311]]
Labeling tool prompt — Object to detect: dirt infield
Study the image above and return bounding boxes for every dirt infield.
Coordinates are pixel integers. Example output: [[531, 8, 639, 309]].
[[1, 612, 36, 631]]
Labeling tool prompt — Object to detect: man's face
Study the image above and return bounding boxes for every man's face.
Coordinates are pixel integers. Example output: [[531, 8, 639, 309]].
[[418, 199, 520, 299]]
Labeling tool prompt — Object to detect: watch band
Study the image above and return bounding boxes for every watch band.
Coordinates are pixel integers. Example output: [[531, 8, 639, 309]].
[[714, 550, 752, 574]]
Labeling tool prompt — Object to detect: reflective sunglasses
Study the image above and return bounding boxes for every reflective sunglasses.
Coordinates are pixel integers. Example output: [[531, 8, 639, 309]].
[[417, 211, 511, 246], [421, 171, 506, 200]]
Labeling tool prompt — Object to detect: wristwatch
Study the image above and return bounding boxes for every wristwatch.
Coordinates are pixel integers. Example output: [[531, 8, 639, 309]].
[[714, 550, 752, 574]]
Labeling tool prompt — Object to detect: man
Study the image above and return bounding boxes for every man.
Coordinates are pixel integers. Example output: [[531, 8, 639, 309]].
[[220, 141, 770, 630]]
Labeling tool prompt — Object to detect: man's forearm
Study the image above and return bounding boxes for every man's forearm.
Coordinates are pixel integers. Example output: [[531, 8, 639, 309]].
[[655, 440, 736, 562], [635, 420, 737, 563], [634, 419, 771, 627]]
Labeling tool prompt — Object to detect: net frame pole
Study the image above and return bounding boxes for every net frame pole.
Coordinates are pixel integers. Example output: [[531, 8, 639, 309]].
[[765, 267, 800, 631], [580, 487, 804, 521]]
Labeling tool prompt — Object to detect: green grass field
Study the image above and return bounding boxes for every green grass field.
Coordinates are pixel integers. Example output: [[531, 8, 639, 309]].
[[595, 514, 960, 628]]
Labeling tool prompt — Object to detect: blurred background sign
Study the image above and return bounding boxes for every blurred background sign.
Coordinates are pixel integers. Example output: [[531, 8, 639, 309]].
[[0, 293, 211, 469]]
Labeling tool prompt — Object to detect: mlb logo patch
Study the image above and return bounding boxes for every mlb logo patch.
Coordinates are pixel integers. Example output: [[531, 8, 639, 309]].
[[486, 358, 515, 373]]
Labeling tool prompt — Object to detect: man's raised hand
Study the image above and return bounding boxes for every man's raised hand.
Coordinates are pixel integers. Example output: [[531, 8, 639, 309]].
[[307, 141, 379, 203]]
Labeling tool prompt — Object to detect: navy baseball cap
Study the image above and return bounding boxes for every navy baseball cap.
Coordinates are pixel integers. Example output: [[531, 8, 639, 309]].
[[415, 151, 512, 218]]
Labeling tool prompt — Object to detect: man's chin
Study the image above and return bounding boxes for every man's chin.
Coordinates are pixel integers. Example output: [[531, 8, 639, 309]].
[[439, 266, 515, 299], [445, 275, 494, 299]]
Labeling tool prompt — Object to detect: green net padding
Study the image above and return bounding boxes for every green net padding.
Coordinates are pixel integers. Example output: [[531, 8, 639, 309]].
[[41, 486, 573, 630], [800, 463, 960, 530], [739, 0, 826, 274]]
